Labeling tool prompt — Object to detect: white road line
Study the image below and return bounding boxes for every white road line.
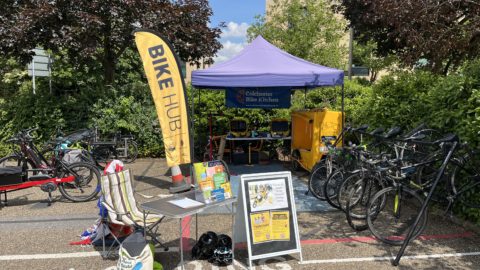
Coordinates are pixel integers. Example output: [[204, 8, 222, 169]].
[[2, 250, 479, 264], [0, 252, 102, 261], [0, 247, 179, 261], [299, 251, 480, 264]]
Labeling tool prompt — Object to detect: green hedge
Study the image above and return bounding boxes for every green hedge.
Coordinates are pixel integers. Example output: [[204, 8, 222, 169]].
[[354, 60, 480, 147], [1, 52, 480, 223]]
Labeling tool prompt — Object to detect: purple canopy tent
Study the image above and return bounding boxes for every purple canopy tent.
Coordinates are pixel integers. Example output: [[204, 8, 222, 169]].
[[192, 35, 344, 88], [190, 35, 346, 150], [191, 35, 345, 114]]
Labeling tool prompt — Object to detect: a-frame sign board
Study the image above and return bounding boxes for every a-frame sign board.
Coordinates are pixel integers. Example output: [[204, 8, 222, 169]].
[[234, 171, 302, 269]]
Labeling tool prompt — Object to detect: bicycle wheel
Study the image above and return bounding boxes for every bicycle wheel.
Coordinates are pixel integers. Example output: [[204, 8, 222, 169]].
[[345, 176, 385, 231], [308, 160, 328, 200], [451, 155, 480, 209], [120, 141, 138, 163], [367, 186, 427, 246], [291, 150, 302, 171], [323, 168, 344, 209], [345, 180, 369, 231], [58, 162, 101, 202], [337, 171, 363, 212]]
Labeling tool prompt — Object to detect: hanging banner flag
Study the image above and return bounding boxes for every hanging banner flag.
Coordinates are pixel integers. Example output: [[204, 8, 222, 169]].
[[134, 30, 191, 166], [225, 87, 291, 109]]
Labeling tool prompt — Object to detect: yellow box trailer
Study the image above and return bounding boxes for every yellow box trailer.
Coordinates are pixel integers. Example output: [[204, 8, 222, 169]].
[[291, 108, 343, 171]]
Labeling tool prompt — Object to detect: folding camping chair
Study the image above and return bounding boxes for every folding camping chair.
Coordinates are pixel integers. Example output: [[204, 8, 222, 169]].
[[100, 169, 167, 258]]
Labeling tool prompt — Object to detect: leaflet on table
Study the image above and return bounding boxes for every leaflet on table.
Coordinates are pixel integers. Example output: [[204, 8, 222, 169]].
[[250, 210, 290, 244], [168, 197, 204, 208]]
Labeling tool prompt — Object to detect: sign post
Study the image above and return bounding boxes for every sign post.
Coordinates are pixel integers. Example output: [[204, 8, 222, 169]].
[[27, 48, 52, 94], [234, 171, 302, 269]]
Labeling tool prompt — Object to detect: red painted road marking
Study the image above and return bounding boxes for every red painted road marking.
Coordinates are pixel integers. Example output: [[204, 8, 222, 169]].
[[181, 215, 192, 251], [234, 231, 474, 249]]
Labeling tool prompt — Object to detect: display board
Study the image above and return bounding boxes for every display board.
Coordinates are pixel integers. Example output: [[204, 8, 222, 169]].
[[234, 171, 302, 268]]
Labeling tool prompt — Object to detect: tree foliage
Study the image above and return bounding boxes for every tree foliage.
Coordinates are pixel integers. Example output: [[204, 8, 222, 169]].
[[247, 0, 347, 69], [353, 40, 397, 83], [0, 0, 223, 84], [340, 0, 480, 74]]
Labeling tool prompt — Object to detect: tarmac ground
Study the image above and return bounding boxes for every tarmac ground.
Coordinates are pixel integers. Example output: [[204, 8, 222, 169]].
[[1, 159, 479, 270]]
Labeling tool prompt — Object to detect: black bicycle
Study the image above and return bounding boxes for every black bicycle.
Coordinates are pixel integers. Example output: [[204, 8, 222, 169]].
[[0, 128, 101, 205], [365, 134, 480, 246]]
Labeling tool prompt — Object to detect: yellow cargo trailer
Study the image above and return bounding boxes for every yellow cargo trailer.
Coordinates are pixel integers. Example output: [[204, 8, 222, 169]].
[[291, 108, 343, 171]]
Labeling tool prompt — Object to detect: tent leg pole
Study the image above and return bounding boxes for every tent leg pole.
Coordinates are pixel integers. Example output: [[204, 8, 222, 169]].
[[190, 87, 196, 186], [304, 87, 307, 109], [341, 84, 345, 146]]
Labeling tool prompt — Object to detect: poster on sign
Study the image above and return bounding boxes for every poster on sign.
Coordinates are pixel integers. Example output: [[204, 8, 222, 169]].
[[234, 171, 302, 268], [248, 179, 288, 212]]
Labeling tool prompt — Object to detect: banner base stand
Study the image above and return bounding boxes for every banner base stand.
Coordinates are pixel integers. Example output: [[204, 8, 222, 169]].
[[169, 182, 191, 193]]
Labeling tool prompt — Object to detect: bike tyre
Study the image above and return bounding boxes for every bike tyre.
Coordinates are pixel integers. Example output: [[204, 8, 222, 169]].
[[58, 162, 101, 202], [367, 186, 427, 246], [121, 141, 138, 163], [323, 168, 344, 209]]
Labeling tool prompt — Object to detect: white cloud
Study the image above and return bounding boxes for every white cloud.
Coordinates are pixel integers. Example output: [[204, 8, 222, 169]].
[[221, 22, 249, 38], [214, 40, 246, 63], [212, 21, 250, 64]]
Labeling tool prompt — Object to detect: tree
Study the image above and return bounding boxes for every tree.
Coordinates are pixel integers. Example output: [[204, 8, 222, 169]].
[[340, 0, 480, 74], [0, 0, 223, 85], [247, 0, 347, 69], [353, 40, 397, 83]]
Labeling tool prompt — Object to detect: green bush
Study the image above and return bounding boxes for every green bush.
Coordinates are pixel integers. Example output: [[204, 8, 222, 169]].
[[90, 82, 165, 157]]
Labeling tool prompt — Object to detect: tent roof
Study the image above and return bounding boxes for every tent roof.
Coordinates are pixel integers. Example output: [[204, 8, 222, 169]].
[[191, 35, 344, 89]]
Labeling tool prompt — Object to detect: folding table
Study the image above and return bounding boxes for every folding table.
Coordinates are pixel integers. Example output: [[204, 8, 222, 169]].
[[140, 190, 237, 270]]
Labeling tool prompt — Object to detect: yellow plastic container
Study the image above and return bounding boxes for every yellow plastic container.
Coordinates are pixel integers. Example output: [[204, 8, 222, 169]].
[[291, 108, 343, 171]]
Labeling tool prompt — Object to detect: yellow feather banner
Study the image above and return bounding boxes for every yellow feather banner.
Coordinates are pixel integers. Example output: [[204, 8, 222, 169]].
[[134, 30, 191, 166]]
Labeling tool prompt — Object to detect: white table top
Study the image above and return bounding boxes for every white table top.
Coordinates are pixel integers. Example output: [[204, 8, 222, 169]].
[[140, 190, 237, 219]]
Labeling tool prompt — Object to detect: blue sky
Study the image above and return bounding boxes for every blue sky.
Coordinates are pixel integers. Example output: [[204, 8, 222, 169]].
[[209, 0, 266, 63]]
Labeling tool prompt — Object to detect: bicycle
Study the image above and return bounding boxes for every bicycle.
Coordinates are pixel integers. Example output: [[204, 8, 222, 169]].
[[307, 124, 369, 200], [323, 126, 403, 208], [113, 132, 138, 163], [326, 124, 440, 211], [366, 134, 462, 246], [0, 128, 101, 205]]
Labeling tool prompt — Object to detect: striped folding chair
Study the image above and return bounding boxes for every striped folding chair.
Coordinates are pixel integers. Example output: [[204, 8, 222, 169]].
[[100, 169, 167, 258]]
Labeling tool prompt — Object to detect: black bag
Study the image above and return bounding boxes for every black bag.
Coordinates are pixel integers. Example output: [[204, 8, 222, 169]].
[[0, 166, 23, 186]]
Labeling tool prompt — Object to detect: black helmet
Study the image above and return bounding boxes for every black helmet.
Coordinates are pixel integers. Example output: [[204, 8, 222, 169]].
[[208, 234, 233, 266], [209, 246, 233, 266], [200, 231, 218, 246], [216, 234, 232, 248], [192, 231, 218, 260]]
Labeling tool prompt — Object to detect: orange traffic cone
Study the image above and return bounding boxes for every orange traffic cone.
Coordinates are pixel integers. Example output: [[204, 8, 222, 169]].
[[169, 165, 190, 193]]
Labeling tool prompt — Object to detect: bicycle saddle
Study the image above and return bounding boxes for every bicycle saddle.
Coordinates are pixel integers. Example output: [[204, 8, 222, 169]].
[[352, 124, 369, 132], [383, 126, 402, 139], [369, 127, 385, 136], [433, 133, 459, 144]]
